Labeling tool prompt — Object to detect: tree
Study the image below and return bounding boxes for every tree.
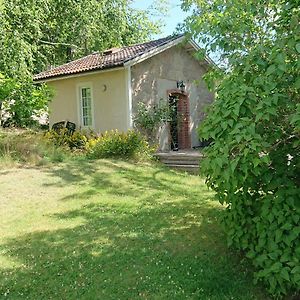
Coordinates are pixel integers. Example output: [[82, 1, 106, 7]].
[[182, 0, 300, 296], [0, 0, 163, 76], [0, 74, 51, 127], [0, 0, 165, 126]]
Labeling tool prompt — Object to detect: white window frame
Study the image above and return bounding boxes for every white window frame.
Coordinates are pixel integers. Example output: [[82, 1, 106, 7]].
[[77, 82, 94, 129]]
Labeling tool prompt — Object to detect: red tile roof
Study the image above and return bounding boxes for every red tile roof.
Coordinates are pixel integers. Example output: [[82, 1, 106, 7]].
[[34, 34, 185, 81]]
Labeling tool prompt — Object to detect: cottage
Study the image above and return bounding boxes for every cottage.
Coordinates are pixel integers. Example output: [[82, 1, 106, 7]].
[[34, 34, 214, 151]]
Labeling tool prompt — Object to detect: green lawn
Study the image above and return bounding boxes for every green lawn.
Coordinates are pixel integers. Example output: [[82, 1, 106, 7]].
[[0, 159, 268, 299]]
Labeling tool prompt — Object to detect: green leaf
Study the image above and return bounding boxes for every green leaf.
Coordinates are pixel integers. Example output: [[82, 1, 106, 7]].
[[255, 112, 264, 122], [275, 229, 283, 243], [291, 266, 300, 274], [231, 158, 240, 172], [280, 268, 290, 281], [296, 43, 300, 53], [282, 223, 292, 231], [246, 250, 256, 259], [266, 64, 276, 75], [295, 77, 300, 89], [253, 158, 261, 168], [278, 64, 286, 72], [236, 134, 242, 143], [270, 262, 282, 273], [294, 273, 300, 284]]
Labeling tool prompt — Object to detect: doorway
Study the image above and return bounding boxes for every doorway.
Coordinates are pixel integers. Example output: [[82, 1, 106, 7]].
[[169, 95, 179, 150], [168, 92, 191, 150]]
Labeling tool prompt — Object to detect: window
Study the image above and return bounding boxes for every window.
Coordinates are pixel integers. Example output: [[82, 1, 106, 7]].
[[79, 86, 93, 127]]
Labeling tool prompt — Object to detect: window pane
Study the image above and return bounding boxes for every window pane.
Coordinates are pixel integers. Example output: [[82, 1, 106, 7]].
[[81, 87, 92, 127], [86, 89, 91, 98]]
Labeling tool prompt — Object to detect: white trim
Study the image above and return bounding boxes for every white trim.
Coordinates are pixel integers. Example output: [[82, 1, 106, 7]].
[[125, 66, 133, 129], [188, 40, 217, 67], [35, 67, 124, 83], [76, 82, 95, 130], [188, 40, 201, 51], [124, 35, 186, 68]]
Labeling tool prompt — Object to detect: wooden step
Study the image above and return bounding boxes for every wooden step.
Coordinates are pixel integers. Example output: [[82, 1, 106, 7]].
[[166, 164, 200, 174], [156, 152, 202, 159], [160, 159, 200, 165], [155, 150, 203, 174]]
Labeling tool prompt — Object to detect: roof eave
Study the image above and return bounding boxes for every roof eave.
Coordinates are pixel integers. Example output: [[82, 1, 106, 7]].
[[187, 39, 217, 68], [123, 35, 186, 68], [123, 35, 215, 69], [33, 65, 125, 83]]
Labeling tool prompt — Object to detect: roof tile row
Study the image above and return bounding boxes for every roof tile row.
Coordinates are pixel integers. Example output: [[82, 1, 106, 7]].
[[34, 34, 184, 81]]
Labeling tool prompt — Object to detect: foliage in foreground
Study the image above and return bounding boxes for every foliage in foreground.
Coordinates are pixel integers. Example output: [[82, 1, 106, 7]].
[[183, 0, 300, 297]]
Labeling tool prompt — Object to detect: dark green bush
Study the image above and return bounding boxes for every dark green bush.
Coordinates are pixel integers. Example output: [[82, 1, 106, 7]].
[[86, 129, 153, 159]]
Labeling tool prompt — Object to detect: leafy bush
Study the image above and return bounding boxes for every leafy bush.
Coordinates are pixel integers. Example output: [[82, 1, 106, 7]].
[[134, 101, 172, 143], [44, 129, 88, 150], [86, 129, 153, 159], [184, 0, 300, 297], [0, 73, 52, 127]]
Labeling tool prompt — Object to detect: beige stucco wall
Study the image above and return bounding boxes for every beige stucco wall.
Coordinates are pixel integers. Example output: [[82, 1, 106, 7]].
[[47, 69, 129, 133], [131, 45, 214, 150]]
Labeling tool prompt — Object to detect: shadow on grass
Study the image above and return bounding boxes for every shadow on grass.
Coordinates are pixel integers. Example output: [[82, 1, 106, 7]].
[[44, 159, 210, 202], [0, 159, 268, 300]]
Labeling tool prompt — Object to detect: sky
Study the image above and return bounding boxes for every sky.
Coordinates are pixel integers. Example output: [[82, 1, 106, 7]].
[[131, 0, 190, 38]]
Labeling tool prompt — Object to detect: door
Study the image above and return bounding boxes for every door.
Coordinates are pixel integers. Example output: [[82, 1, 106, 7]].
[[168, 92, 191, 150], [169, 95, 179, 150]]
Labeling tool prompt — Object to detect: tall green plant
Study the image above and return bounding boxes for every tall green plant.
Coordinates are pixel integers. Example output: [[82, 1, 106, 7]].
[[134, 101, 173, 143], [183, 0, 300, 296]]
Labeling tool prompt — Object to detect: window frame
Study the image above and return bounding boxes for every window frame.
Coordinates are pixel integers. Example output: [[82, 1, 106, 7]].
[[77, 82, 94, 129]]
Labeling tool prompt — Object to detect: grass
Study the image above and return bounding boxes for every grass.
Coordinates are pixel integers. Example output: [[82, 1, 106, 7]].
[[0, 159, 269, 299]]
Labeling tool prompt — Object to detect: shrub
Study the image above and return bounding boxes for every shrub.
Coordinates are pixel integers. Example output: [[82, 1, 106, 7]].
[[133, 101, 172, 144], [198, 45, 299, 298], [0, 73, 52, 127], [44, 129, 88, 150], [86, 129, 153, 159], [184, 0, 299, 297]]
